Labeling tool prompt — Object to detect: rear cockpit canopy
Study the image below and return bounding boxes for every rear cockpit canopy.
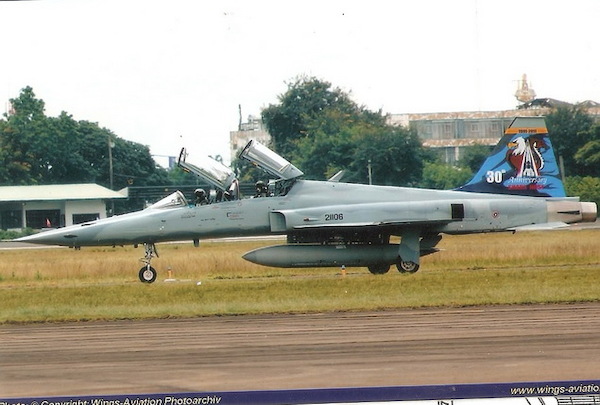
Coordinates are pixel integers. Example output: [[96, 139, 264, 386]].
[[239, 139, 303, 181]]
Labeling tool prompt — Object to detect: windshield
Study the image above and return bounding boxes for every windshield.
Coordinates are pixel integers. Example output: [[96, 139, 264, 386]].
[[148, 191, 188, 209]]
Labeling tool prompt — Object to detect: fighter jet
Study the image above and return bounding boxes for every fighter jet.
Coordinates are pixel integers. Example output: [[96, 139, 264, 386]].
[[17, 117, 597, 282]]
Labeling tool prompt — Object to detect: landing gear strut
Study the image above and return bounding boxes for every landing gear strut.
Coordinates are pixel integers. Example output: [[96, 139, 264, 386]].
[[397, 230, 420, 274], [138, 243, 158, 283]]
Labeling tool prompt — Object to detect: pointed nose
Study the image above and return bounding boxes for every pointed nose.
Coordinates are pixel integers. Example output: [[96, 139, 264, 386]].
[[242, 250, 259, 264], [15, 229, 79, 246]]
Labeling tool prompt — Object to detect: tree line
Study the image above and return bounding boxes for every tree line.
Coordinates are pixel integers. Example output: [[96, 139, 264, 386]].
[[2, 81, 599, 210], [0, 87, 174, 188], [256, 76, 600, 206]]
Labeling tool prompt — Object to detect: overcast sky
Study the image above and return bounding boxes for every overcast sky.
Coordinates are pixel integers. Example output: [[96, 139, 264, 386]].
[[1, 0, 598, 165]]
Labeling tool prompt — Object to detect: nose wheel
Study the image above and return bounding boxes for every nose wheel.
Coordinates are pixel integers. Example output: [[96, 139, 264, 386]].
[[138, 243, 159, 283], [139, 265, 157, 283]]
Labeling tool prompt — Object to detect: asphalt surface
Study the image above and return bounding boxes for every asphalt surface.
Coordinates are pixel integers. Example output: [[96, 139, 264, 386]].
[[2, 303, 600, 397]]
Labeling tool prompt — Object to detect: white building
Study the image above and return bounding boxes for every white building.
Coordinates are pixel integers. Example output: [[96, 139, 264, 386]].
[[0, 184, 126, 230], [229, 115, 271, 162]]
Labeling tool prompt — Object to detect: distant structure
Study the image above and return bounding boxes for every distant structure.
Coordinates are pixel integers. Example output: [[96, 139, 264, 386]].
[[514, 73, 536, 103], [388, 74, 600, 164], [229, 109, 271, 162], [388, 111, 517, 163], [228, 76, 600, 165]]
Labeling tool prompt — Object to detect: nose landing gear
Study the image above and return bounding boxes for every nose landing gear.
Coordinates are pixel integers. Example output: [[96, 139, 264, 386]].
[[138, 243, 158, 283]]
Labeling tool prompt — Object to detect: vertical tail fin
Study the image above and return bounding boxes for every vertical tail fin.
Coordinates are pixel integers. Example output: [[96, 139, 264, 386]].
[[456, 117, 566, 197]]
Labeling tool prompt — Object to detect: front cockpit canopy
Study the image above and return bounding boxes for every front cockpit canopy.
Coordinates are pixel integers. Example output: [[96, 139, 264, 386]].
[[239, 140, 304, 181], [178, 148, 236, 191]]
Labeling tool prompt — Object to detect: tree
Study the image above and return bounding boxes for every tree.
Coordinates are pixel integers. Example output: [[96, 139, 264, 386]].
[[75, 120, 117, 186], [0, 86, 49, 184], [262, 75, 362, 157], [292, 108, 366, 180], [459, 144, 493, 173], [41, 112, 99, 183], [348, 125, 425, 186], [565, 176, 600, 209], [420, 162, 472, 190], [261, 76, 426, 185], [110, 137, 170, 188], [574, 123, 600, 177], [546, 106, 595, 176], [0, 86, 169, 189]]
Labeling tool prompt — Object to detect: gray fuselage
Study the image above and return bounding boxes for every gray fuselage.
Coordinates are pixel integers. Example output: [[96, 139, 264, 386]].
[[20, 179, 557, 247]]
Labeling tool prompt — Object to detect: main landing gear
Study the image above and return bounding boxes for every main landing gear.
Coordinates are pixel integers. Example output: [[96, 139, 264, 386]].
[[138, 243, 158, 283], [365, 232, 439, 275], [366, 258, 420, 275], [397, 259, 419, 273], [367, 264, 391, 275]]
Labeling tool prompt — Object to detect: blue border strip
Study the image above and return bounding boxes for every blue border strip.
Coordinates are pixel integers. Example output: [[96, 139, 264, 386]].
[[2, 380, 599, 404]]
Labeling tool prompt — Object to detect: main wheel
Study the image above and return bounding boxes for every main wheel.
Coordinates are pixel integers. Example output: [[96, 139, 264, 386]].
[[368, 264, 390, 274], [396, 260, 419, 274], [139, 265, 157, 283]]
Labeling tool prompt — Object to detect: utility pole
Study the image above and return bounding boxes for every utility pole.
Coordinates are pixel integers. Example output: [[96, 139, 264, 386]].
[[108, 135, 115, 216], [367, 159, 372, 185]]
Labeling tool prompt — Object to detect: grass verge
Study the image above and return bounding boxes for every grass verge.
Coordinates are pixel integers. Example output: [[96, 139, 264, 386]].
[[1, 229, 599, 323]]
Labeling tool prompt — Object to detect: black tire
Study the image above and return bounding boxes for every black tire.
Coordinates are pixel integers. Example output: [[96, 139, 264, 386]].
[[368, 264, 390, 275], [139, 265, 157, 283], [396, 260, 419, 274]]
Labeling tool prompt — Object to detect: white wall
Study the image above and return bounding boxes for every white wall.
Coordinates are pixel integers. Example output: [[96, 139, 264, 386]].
[[64, 200, 106, 226], [22, 199, 107, 227]]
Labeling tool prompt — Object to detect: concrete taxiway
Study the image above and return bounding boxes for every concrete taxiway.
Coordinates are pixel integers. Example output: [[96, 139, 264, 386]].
[[2, 303, 600, 397]]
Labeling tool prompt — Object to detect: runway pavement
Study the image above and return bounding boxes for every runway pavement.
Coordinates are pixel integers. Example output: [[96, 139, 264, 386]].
[[2, 302, 600, 397]]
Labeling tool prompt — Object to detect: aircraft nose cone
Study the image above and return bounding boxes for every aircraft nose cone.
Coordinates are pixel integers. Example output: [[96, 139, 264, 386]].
[[15, 230, 78, 246]]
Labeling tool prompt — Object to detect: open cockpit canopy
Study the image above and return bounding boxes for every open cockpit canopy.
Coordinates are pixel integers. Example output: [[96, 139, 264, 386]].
[[239, 140, 303, 181], [178, 148, 236, 191]]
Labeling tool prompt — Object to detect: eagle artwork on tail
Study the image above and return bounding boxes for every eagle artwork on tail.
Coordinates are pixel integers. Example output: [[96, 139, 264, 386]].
[[506, 135, 547, 178]]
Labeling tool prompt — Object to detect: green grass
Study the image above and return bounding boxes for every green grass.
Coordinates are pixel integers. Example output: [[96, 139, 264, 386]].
[[1, 230, 599, 323]]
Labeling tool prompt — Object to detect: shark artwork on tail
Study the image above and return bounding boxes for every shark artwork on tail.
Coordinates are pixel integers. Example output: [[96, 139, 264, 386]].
[[17, 116, 597, 282]]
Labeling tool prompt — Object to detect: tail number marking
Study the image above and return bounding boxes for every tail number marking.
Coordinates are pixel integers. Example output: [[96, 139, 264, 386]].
[[325, 213, 344, 221]]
